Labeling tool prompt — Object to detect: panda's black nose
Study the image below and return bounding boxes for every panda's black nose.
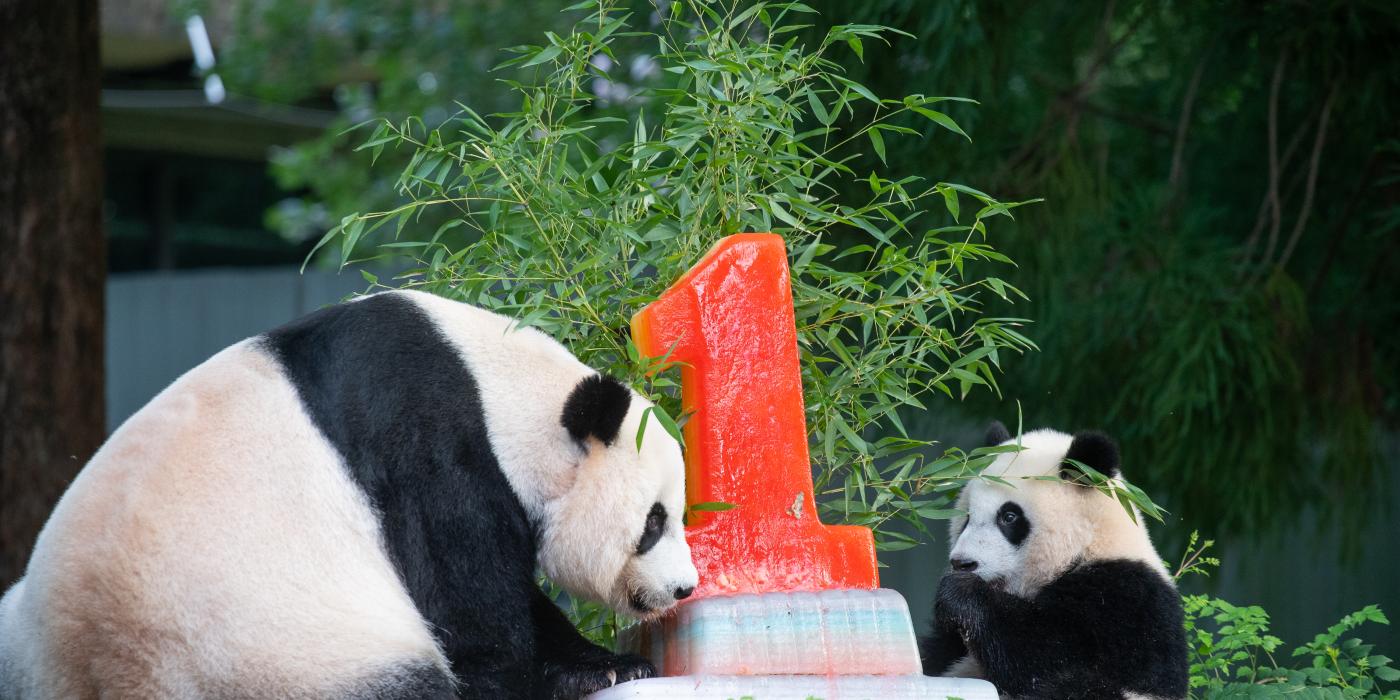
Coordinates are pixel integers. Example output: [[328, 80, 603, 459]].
[[673, 586, 694, 600], [950, 557, 979, 572]]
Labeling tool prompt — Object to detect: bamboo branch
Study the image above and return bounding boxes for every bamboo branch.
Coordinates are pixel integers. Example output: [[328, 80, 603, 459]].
[[1239, 103, 1318, 260], [1161, 42, 1215, 230], [1168, 51, 1211, 194], [1276, 84, 1339, 271], [1255, 52, 1289, 274], [1241, 52, 1292, 267]]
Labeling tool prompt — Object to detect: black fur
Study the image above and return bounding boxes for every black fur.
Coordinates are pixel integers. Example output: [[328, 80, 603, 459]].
[[1062, 430, 1121, 480], [532, 587, 656, 698], [561, 374, 632, 446], [922, 560, 1188, 699], [342, 663, 458, 700], [995, 502, 1030, 547], [920, 622, 969, 677], [539, 654, 654, 700], [263, 293, 647, 699], [985, 421, 1011, 446], [636, 503, 665, 555]]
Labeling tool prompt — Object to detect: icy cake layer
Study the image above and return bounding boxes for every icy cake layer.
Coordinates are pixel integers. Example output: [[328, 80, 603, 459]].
[[625, 588, 923, 677], [587, 674, 997, 700]]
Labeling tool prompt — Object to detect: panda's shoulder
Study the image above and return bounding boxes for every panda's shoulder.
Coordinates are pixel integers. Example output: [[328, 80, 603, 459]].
[[260, 291, 474, 411], [382, 290, 583, 368], [263, 290, 512, 365], [1039, 558, 1179, 611], [264, 290, 432, 348]]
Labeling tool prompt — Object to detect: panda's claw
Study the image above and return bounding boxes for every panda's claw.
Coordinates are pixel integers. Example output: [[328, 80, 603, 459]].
[[542, 653, 656, 700]]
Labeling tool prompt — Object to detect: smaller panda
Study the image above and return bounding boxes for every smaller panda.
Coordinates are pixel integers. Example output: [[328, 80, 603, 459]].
[[921, 422, 1188, 700]]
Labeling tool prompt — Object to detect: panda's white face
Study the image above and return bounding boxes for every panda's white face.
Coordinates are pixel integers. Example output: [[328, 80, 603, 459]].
[[948, 483, 1034, 593], [947, 428, 1168, 597], [604, 410, 696, 618], [538, 392, 697, 620], [399, 293, 698, 619]]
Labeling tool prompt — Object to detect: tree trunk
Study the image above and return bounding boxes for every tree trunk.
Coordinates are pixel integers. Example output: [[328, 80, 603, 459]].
[[0, 0, 106, 586]]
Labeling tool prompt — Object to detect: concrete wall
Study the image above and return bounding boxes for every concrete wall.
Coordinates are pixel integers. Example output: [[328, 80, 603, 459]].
[[106, 266, 367, 432]]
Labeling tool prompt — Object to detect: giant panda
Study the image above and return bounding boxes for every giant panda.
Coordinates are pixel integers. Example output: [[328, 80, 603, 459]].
[[0, 289, 698, 700], [921, 423, 1188, 700]]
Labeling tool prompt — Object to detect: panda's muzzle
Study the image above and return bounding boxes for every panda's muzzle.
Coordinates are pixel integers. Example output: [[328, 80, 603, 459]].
[[628, 589, 656, 615], [628, 586, 686, 618], [950, 557, 979, 572]]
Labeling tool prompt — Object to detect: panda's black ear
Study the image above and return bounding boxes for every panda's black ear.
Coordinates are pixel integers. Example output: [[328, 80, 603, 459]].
[[561, 374, 633, 446], [1061, 430, 1120, 481], [985, 421, 1011, 447]]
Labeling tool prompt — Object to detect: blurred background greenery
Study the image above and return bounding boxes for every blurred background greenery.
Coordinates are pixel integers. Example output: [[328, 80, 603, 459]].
[[96, 0, 1399, 652]]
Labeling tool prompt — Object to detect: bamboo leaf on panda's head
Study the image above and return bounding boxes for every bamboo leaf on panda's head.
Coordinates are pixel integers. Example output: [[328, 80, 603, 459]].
[[635, 405, 654, 451], [648, 403, 684, 446], [1062, 458, 1165, 523]]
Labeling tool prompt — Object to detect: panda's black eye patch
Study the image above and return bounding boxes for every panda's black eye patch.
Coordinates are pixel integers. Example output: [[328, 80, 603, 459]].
[[637, 503, 666, 555], [996, 502, 1030, 546]]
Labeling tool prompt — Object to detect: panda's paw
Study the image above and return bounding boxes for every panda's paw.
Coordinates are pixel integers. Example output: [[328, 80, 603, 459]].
[[935, 571, 988, 632], [542, 653, 656, 699]]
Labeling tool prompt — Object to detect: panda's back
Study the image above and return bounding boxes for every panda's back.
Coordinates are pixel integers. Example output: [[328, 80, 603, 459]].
[[2, 337, 445, 698]]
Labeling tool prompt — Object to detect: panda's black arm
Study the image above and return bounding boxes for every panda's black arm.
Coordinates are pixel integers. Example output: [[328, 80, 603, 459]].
[[934, 572, 1075, 697], [529, 586, 657, 698], [919, 625, 968, 676], [528, 586, 612, 663]]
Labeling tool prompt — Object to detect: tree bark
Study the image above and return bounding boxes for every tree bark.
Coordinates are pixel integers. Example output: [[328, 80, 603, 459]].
[[0, 0, 106, 585]]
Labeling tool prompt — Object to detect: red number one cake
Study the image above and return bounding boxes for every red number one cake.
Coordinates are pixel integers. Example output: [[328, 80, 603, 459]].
[[597, 234, 996, 699]]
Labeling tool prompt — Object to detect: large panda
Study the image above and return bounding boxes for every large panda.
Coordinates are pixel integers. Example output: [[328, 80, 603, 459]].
[[921, 423, 1188, 700], [0, 290, 698, 699]]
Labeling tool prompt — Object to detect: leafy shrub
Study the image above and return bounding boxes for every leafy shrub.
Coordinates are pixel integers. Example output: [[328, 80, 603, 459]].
[[1174, 533, 1399, 699], [320, 0, 1047, 546]]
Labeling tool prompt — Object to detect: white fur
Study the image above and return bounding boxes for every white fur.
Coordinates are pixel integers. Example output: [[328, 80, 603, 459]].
[[943, 654, 985, 679], [400, 291, 696, 617], [948, 428, 1168, 598], [0, 340, 443, 698]]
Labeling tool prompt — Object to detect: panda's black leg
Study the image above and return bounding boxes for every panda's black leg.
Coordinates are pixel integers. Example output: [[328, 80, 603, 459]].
[[417, 573, 539, 699], [529, 587, 655, 700]]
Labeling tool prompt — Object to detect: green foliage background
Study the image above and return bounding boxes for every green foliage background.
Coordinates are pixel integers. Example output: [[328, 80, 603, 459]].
[[805, 0, 1400, 545], [202, 0, 1400, 547]]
